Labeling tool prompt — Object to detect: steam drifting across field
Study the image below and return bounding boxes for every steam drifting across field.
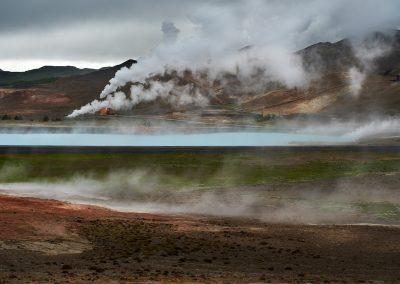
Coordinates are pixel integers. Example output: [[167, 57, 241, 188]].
[[1, 168, 400, 224], [67, 0, 400, 118]]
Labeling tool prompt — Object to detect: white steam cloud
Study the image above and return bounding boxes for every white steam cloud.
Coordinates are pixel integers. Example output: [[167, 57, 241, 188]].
[[68, 0, 400, 118], [348, 35, 393, 96], [348, 67, 366, 97]]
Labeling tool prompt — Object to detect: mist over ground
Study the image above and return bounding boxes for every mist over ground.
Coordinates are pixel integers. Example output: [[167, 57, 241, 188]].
[[0, 148, 399, 225], [1, 168, 399, 224], [1, 0, 400, 224]]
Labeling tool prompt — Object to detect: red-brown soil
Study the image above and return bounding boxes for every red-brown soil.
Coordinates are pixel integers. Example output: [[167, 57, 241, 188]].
[[0, 194, 400, 283]]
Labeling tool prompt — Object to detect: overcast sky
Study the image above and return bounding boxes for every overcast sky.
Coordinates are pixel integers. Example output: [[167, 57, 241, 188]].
[[1, 0, 399, 71]]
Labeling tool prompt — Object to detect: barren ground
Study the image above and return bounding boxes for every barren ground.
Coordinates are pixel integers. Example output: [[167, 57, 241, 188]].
[[0, 194, 399, 283]]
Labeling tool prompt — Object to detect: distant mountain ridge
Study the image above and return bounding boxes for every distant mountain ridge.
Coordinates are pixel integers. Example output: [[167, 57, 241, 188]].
[[0, 65, 96, 87]]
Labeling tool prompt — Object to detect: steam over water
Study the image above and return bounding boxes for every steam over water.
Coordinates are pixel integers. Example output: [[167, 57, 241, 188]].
[[2, 117, 400, 146]]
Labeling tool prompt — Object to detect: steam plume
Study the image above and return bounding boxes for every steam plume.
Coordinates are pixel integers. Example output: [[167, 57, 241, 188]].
[[348, 67, 366, 97], [67, 0, 400, 118], [347, 34, 393, 96]]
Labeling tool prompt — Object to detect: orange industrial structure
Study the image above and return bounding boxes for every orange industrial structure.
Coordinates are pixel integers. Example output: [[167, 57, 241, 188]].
[[99, 108, 116, 116]]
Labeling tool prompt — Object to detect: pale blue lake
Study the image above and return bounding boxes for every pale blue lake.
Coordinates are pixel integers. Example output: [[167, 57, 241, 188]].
[[0, 132, 353, 146]]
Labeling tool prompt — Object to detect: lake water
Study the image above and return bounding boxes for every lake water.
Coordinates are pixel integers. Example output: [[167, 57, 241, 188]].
[[0, 132, 353, 146]]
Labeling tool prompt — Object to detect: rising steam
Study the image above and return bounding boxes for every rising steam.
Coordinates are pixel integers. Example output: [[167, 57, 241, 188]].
[[66, 1, 318, 118], [348, 67, 366, 97], [348, 34, 393, 96], [67, 0, 400, 118], [67, 18, 308, 118]]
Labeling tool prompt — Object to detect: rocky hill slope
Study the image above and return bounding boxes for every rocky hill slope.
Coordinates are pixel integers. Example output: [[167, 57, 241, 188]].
[[240, 30, 400, 120]]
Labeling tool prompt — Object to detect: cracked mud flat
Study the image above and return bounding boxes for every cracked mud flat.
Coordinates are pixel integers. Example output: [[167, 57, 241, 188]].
[[0, 195, 400, 283]]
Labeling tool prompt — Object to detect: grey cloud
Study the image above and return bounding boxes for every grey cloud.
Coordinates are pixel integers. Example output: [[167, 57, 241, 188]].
[[0, 0, 200, 32], [0, 0, 399, 71], [0, 0, 213, 69]]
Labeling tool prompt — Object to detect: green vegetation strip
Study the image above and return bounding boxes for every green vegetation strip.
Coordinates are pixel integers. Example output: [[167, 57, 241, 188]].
[[0, 152, 399, 188]]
